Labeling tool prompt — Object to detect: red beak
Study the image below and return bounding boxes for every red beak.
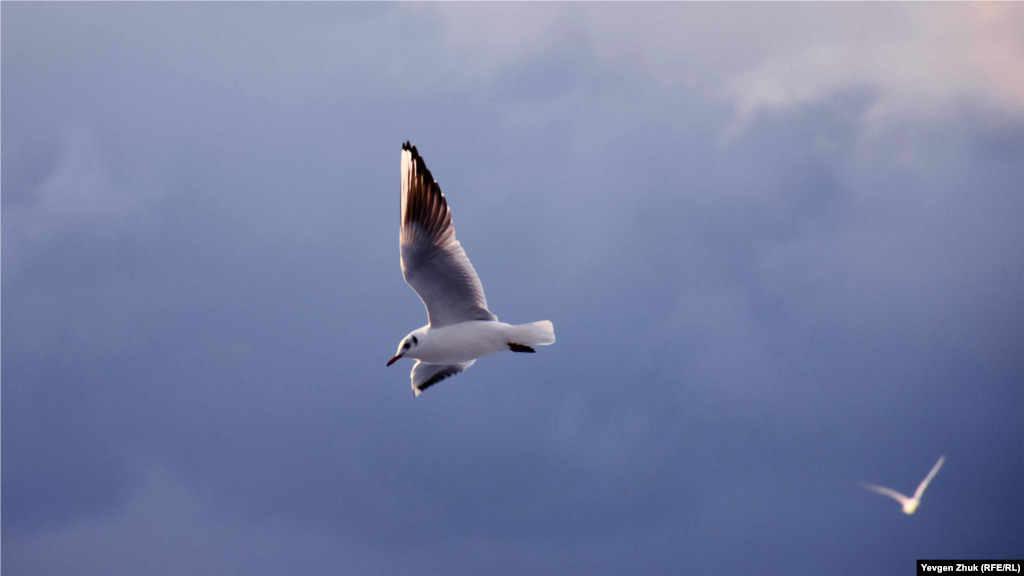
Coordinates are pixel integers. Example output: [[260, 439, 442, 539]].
[[387, 354, 402, 367]]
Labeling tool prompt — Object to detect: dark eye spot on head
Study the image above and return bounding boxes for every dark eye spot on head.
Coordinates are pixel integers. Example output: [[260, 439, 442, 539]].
[[412, 336, 418, 345], [403, 342, 410, 349]]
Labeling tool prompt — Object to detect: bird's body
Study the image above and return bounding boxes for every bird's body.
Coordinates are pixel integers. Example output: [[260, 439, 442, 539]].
[[387, 142, 555, 396], [860, 455, 946, 515], [403, 320, 555, 366]]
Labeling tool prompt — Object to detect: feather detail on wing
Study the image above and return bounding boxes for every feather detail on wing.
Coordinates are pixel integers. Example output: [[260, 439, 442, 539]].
[[400, 142, 497, 328], [411, 360, 476, 397]]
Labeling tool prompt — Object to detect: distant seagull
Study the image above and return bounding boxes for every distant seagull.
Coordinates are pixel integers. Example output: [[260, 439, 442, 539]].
[[860, 456, 946, 514], [387, 142, 555, 397]]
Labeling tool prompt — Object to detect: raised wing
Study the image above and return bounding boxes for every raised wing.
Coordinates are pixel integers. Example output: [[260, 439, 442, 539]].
[[913, 456, 945, 500], [400, 142, 497, 328], [859, 482, 910, 505], [411, 360, 476, 397]]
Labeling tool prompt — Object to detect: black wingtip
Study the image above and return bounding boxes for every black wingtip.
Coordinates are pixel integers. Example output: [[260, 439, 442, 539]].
[[402, 142, 436, 194], [416, 367, 460, 395], [508, 343, 536, 353], [402, 141, 419, 159], [401, 141, 452, 236]]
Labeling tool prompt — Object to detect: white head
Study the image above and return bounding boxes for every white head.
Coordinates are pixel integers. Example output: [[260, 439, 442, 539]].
[[387, 328, 425, 366]]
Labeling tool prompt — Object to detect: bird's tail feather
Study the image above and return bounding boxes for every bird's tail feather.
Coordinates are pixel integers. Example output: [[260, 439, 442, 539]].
[[507, 320, 556, 347]]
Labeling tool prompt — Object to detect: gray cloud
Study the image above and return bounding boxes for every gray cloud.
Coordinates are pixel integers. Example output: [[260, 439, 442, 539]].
[[3, 3, 1022, 575]]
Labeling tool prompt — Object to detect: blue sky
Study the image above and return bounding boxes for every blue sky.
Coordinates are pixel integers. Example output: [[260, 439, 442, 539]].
[[3, 3, 1022, 574]]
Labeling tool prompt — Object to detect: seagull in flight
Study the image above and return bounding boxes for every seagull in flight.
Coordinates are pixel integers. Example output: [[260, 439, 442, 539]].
[[859, 456, 946, 514], [387, 142, 555, 397]]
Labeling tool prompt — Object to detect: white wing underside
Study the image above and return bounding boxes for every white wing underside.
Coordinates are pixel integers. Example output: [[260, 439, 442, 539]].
[[400, 143, 497, 328], [859, 483, 911, 505], [411, 360, 476, 396], [914, 455, 945, 500]]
